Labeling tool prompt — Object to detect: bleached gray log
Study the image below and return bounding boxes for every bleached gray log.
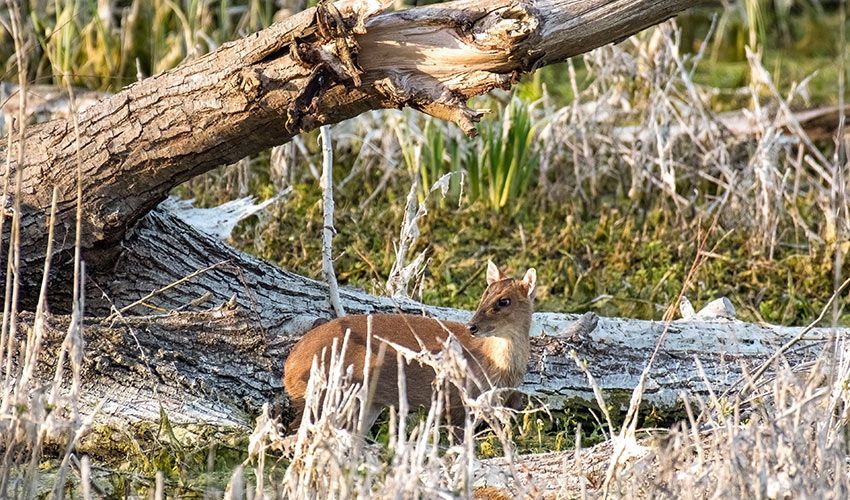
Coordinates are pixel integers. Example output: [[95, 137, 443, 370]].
[[160, 191, 291, 240], [474, 443, 616, 496], [12, 208, 824, 433]]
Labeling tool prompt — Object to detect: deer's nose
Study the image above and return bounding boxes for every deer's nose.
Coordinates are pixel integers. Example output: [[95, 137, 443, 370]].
[[468, 324, 479, 334]]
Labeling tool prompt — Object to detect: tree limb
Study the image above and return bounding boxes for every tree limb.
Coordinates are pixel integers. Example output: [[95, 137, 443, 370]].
[[1, 0, 697, 302]]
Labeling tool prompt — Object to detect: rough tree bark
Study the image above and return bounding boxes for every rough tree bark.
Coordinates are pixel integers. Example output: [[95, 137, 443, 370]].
[[1, 0, 697, 301], [14, 208, 834, 434]]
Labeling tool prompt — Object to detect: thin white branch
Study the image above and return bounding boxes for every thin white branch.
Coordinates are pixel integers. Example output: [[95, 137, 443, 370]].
[[320, 125, 345, 318]]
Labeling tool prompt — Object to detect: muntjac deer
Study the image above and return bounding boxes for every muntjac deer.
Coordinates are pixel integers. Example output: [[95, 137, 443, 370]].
[[283, 261, 536, 433]]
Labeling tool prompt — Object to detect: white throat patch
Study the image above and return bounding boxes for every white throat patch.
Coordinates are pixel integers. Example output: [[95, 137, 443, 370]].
[[486, 336, 513, 372]]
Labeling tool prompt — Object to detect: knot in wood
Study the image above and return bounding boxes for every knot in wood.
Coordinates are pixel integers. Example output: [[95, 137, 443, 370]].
[[472, 2, 538, 52], [234, 68, 264, 99]]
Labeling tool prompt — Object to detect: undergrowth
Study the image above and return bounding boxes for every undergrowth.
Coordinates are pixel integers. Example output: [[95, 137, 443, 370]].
[[229, 180, 847, 325]]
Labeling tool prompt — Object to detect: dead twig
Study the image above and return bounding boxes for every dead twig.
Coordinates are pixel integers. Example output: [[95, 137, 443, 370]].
[[320, 125, 345, 317]]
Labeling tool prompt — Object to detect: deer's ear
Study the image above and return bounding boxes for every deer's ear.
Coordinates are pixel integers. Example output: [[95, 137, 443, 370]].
[[523, 268, 537, 298], [486, 260, 505, 285]]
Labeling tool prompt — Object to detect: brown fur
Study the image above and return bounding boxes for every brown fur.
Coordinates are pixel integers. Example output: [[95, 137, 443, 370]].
[[283, 262, 536, 432]]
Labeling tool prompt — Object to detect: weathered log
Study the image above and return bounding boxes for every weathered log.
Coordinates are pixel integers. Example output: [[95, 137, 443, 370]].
[[14, 206, 831, 433], [1, 0, 698, 303]]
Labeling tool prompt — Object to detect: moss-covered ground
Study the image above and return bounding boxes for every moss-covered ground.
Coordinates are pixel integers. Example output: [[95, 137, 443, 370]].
[[223, 180, 847, 326]]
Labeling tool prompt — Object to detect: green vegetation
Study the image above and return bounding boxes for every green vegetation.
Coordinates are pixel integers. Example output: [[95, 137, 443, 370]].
[[2, 0, 275, 90], [230, 180, 845, 325], [398, 117, 465, 204], [466, 97, 538, 212], [75, 422, 252, 496], [397, 98, 538, 211]]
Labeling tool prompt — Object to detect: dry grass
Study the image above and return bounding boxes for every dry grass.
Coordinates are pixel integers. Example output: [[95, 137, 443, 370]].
[[0, 4, 89, 497], [250, 329, 522, 499], [612, 353, 850, 498]]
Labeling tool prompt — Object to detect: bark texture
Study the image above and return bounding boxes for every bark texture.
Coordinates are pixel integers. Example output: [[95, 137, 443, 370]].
[[14, 208, 830, 431], [1, 0, 696, 302], [475, 442, 615, 496]]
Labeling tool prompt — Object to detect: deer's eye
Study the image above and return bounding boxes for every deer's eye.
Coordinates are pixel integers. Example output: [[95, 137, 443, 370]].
[[497, 297, 511, 308]]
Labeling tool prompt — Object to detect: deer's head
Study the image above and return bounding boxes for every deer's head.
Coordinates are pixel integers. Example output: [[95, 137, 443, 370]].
[[467, 261, 536, 338]]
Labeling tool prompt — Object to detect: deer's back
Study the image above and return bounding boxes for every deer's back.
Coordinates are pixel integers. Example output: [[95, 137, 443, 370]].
[[283, 314, 475, 422]]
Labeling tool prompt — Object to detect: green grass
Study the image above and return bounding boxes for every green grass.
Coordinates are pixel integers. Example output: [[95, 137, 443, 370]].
[[466, 97, 538, 213], [395, 98, 538, 211], [220, 174, 847, 326], [2, 0, 275, 91]]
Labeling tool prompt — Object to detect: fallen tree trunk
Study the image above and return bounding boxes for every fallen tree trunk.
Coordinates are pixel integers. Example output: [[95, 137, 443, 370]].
[[475, 442, 614, 496], [1, 0, 697, 302], [14, 206, 833, 436]]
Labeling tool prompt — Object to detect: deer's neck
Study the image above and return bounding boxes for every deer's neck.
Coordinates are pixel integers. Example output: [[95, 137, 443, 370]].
[[476, 318, 531, 388]]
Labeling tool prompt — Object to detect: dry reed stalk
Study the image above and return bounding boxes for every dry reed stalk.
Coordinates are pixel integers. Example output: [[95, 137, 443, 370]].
[[0, 2, 95, 495], [0, 1, 29, 494]]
